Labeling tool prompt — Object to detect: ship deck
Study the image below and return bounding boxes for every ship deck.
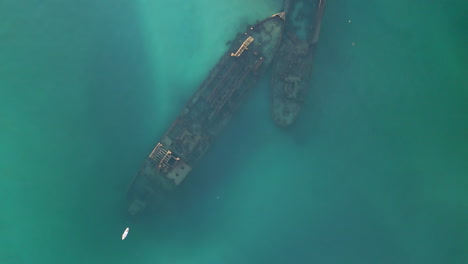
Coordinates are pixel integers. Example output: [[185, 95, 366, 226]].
[[126, 13, 285, 216]]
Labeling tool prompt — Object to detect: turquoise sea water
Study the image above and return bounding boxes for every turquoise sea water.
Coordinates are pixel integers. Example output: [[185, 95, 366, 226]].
[[1, 0, 467, 263]]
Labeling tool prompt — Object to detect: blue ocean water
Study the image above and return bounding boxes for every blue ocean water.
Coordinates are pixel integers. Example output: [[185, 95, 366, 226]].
[[1, 0, 466, 263]]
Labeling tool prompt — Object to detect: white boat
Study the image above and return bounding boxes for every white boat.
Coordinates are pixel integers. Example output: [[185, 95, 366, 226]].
[[121, 227, 129, 240]]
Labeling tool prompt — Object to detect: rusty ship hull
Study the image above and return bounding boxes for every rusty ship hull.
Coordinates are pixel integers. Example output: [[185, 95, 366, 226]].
[[126, 13, 285, 216], [271, 0, 326, 127]]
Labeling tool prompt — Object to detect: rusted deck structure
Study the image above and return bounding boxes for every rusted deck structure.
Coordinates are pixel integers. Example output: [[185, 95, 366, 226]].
[[126, 13, 285, 216]]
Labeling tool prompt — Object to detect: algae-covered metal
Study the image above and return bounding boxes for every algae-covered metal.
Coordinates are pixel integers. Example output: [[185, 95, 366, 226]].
[[126, 13, 285, 216], [271, 0, 327, 127]]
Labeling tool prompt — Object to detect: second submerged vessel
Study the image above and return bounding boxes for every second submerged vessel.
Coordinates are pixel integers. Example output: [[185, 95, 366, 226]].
[[271, 0, 327, 127]]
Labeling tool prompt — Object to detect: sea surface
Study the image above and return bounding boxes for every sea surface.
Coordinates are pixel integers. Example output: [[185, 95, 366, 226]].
[[1, 0, 467, 263]]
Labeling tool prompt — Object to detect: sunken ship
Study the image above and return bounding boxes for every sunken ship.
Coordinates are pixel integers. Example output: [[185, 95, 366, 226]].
[[271, 0, 326, 127], [126, 13, 285, 216]]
